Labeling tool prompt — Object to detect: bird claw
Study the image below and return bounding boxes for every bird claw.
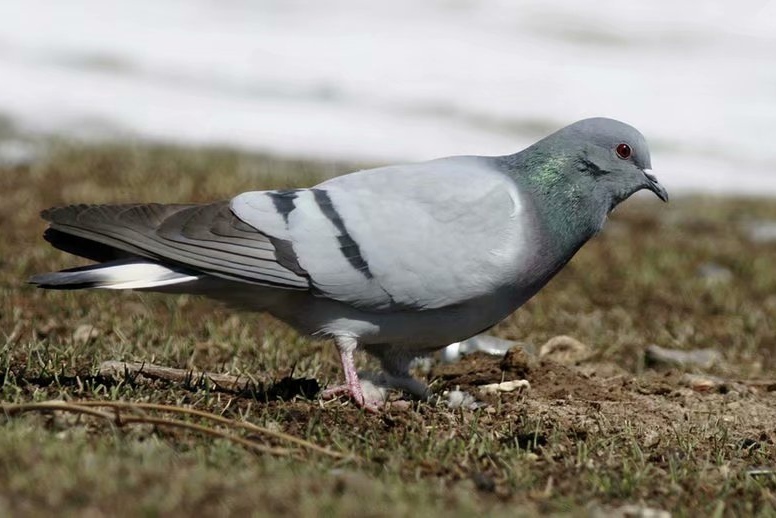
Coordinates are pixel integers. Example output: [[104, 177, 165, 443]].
[[320, 384, 351, 399], [320, 384, 383, 413]]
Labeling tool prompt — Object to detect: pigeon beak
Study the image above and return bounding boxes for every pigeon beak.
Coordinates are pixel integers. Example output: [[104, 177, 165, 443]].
[[643, 172, 669, 202]]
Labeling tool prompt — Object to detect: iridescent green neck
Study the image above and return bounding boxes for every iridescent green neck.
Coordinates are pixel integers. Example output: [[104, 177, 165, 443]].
[[498, 148, 604, 256]]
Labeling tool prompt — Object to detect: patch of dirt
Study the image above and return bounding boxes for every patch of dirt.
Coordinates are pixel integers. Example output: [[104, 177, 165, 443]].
[[430, 348, 776, 453], [432, 348, 629, 402]]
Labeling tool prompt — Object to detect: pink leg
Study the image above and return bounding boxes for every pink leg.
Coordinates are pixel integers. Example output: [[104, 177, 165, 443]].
[[321, 336, 381, 412]]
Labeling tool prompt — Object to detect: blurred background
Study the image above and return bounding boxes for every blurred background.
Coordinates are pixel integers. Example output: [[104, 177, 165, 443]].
[[0, 0, 775, 194]]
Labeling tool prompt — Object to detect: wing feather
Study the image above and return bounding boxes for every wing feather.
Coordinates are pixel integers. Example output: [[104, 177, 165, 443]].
[[43, 202, 309, 289]]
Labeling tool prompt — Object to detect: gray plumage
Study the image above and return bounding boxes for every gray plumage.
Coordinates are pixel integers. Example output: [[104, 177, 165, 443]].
[[30, 117, 668, 410]]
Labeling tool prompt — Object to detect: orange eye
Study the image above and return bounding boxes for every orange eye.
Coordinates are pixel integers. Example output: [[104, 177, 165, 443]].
[[616, 143, 632, 159]]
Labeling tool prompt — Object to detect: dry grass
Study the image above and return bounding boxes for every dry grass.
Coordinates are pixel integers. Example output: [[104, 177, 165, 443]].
[[2, 140, 776, 517]]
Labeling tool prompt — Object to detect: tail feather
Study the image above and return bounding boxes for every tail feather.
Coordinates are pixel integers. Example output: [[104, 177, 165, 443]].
[[29, 259, 201, 290], [36, 202, 310, 289]]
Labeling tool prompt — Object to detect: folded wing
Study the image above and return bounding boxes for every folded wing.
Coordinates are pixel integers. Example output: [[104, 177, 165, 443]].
[[232, 156, 526, 311]]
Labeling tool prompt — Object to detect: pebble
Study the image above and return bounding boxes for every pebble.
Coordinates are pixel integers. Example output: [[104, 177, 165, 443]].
[[72, 324, 100, 345], [696, 262, 733, 284], [440, 334, 521, 363], [645, 344, 721, 370], [590, 504, 671, 518], [539, 335, 591, 365], [679, 373, 724, 391], [478, 379, 530, 394], [743, 220, 776, 243]]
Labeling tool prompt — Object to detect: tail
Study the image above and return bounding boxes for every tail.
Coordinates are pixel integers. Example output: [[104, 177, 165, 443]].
[[30, 202, 309, 290], [29, 259, 201, 290]]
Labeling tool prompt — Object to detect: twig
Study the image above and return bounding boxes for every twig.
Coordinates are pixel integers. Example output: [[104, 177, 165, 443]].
[[2, 401, 115, 420], [1, 400, 355, 461], [1, 401, 287, 456], [98, 361, 257, 392], [75, 400, 354, 460]]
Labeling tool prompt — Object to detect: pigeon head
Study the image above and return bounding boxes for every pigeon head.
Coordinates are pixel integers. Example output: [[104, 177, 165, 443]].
[[502, 117, 668, 252], [556, 117, 668, 206]]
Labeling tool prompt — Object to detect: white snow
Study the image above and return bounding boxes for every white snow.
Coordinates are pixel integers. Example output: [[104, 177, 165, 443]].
[[1, 0, 775, 194]]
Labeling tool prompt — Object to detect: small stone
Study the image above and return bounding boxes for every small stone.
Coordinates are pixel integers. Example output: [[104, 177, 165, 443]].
[[643, 429, 661, 448], [743, 220, 776, 243], [679, 373, 725, 392], [617, 505, 671, 518], [646, 345, 721, 370], [73, 324, 100, 345], [478, 379, 530, 394], [589, 504, 671, 518], [539, 335, 591, 365], [577, 362, 628, 379], [696, 262, 732, 284], [440, 334, 521, 363], [500, 346, 535, 375], [35, 318, 66, 338], [747, 467, 776, 477]]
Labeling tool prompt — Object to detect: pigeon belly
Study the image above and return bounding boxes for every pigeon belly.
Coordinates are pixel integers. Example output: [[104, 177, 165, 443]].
[[267, 287, 524, 350]]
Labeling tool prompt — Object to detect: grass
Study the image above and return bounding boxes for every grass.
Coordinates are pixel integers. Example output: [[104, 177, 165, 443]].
[[2, 140, 776, 516]]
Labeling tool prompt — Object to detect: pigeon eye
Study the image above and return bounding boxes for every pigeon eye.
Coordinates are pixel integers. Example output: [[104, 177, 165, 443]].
[[616, 143, 632, 160]]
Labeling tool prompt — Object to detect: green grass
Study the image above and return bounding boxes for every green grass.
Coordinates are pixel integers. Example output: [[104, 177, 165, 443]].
[[2, 141, 776, 516]]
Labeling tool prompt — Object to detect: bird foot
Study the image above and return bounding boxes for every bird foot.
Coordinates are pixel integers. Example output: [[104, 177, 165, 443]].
[[324, 336, 387, 412], [320, 383, 383, 413], [321, 371, 429, 412]]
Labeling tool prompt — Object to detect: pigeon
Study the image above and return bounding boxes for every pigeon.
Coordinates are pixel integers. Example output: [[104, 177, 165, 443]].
[[30, 117, 667, 411]]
